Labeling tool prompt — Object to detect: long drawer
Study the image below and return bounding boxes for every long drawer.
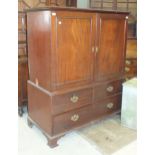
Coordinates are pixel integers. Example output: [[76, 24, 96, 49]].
[[52, 88, 93, 115], [18, 31, 26, 42], [53, 94, 122, 135], [18, 12, 26, 32], [94, 80, 122, 102], [53, 105, 93, 135], [93, 94, 122, 117]]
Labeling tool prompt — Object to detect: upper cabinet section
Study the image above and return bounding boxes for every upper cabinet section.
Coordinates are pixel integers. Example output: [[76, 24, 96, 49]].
[[27, 9, 128, 91]]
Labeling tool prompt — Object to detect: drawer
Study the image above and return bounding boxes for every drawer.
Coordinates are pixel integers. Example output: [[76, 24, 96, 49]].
[[126, 39, 137, 58], [53, 105, 93, 135], [125, 66, 137, 76], [124, 58, 137, 79], [18, 13, 26, 32], [18, 31, 26, 42], [94, 80, 122, 102], [133, 66, 137, 75], [93, 94, 122, 117], [125, 59, 137, 66], [125, 66, 133, 74], [18, 43, 27, 57], [52, 88, 93, 115]]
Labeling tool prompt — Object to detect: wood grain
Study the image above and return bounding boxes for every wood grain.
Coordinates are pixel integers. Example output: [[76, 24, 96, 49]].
[[26, 8, 128, 147]]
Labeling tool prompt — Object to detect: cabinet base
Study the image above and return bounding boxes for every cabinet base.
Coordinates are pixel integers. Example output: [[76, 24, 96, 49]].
[[27, 111, 120, 148], [27, 116, 63, 148], [46, 136, 63, 148], [18, 104, 27, 117]]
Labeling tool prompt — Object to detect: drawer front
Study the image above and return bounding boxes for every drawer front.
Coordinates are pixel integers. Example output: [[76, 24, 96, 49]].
[[125, 59, 137, 67], [125, 59, 137, 79], [53, 105, 93, 135], [52, 88, 93, 115], [18, 32, 26, 42], [93, 94, 122, 117], [18, 43, 27, 57], [18, 13, 26, 32], [94, 80, 122, 102], [125, 66, 133, 75], [126, 39, 137, 58]]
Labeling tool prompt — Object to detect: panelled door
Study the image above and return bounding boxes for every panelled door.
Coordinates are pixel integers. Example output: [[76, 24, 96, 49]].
[[95, 14, 127, 82], [51, 11, 96, 89]]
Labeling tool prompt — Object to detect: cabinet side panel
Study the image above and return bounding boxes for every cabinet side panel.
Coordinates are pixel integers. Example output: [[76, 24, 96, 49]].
[[28, 81, 52, 135], [27, 11, 51, 91]]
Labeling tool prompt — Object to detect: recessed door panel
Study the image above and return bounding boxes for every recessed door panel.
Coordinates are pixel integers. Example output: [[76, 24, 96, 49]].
[[53, 12, 95, 88]]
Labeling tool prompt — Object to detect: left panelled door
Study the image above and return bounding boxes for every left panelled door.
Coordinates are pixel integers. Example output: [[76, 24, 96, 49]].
[[52, 11, 96, 89]]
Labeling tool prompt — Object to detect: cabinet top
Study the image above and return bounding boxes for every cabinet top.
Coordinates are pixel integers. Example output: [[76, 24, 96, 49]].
[[25, 6, 129, 15]]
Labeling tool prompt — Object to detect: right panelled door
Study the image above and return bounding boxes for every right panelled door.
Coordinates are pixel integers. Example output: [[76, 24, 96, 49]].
[[95, 14, 127, 82]]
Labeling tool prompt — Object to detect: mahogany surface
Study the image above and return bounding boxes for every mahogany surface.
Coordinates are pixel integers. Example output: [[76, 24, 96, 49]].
[[18, 11, 28, 116], [125, 39, 137, 80], [26, 8, 129, 147]]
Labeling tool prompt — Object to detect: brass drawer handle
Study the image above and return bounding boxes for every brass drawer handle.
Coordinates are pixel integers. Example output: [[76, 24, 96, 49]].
[[107, 102, 114, 109], [21, 17, 25, 32], [126, 60, 131, 65], [70, 95, 79, 103], [106, 86, 114, 92], [125, 67, 130, 72], [71, 114, 79, 122]]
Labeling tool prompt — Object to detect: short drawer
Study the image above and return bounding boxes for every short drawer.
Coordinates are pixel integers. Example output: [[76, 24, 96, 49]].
[[18, 13, 26, 32], [125, 66, 137, 76], [18, 43, 27, 57], [53, 105, 93, 135], [125, 59, 137, 66], [52, 88, 93, 115], [125, 66, 133, 74], [18, 31, 26, 42], [93, 94, 122, 117], [94, 80, 122, 102]]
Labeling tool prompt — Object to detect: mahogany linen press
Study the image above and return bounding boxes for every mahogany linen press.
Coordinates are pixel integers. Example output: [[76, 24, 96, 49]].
[[26, 7, 129, 147]]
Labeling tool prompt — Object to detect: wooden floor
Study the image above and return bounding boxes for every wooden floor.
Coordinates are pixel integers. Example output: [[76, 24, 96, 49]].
[[78, 114, 136, 155]]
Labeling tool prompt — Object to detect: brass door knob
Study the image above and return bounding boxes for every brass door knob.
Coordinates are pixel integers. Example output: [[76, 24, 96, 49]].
[[71, 114, 79, 122], [70, 95, 79, 103], [107, 102, 114, 109], [106, 86, 114, 92]]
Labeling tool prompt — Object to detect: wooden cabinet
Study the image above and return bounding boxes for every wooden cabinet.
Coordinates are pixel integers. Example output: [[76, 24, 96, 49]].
[[66, 0, 77, 7], [26, 7, 128, 148], [125, 39, 137, 80], [18, 12, 28, 116]]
